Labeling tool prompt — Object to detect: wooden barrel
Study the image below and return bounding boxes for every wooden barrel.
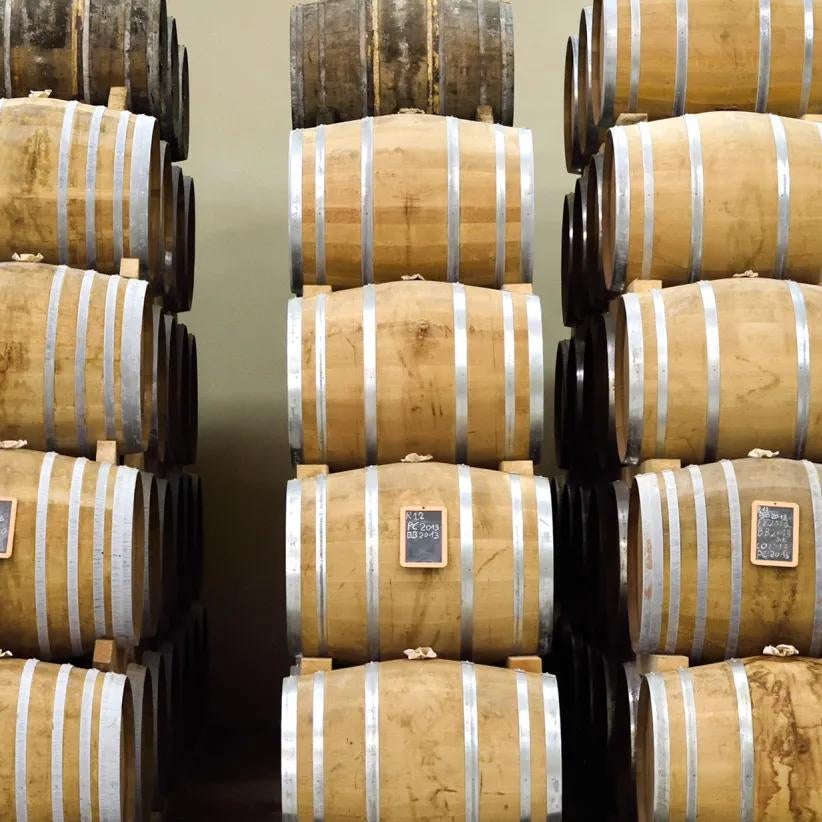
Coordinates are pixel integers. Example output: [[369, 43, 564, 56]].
[[162, 313, 180, 465], [289, 113, 535, 290], [0, 0, 169, 130], [155, 640, 178, 771], [609, 660, 640, 822], [592, 0, 822, 128], [161, 16, 179, 154], [0, 658, 136, 820], [615, 279, 822, 465], [603, 112, 822, 293], [571, 170, 594, 320], [287, 462, 555, 663], [561, 192, 577, 327], [167, 473, 190, 612], [0, 449, 146, 659], [587, 646, 617, 815], [564, 328, 590, 472], [159, 141, 181, 309], [583, 152, 607, 311], [595, 480, 631, 657], [577, 6, 603, 161], [0, 97, 164, 280], [629, 457, 822, 662], [169, 166, 186, 312], [175, 45, 190, 162], [554, 339, 571, 470], [289, 282, 544, 469], [169, 322, 191, 467], [181, 175, 196, 311], [186, 331, 199, 466], [155, 477, 176, 636], [126, 662, 155, 822], [150, 304, 169, 465], [556, 483, 574, 614], [564, 35, 583, 173], [0, 262, 158, 457], [637, 656, 822, 819], [281, 659, 562, 820], [188, 475, 203, 600], [583, 312, 619, 471], [290, 0, 515, 128], [138, 472, 163, 641], [188, 603, 208, 746], [139, 650, 170, 810]]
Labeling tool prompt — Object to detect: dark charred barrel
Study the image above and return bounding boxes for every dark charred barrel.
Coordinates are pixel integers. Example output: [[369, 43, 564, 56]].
[[290, 0, 515, 128], [571, 171, 594, 321], [161, 16, 179, 155], [609, 660, 641, 822], [564, 35, 583, 173], [583, 313, 619, 472], [561, 192, 577, 327], [554, 339, 571, 470], [583, 153, 608, 312], [174, 45, 189, 161], [181, 175, 196, 311]]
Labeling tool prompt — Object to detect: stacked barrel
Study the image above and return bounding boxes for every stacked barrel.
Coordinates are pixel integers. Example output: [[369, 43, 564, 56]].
[[0, 2, 203, 819], [282, 2, 563, 819], [560, 1, 822, 819]]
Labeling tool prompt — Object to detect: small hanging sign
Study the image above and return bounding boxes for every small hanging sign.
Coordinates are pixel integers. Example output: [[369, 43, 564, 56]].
[[0, 497, 18, 559], [750, 500, 799, 568], [400, 506, 447, 568]]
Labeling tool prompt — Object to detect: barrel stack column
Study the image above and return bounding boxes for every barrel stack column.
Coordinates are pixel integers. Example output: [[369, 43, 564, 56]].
[[561, 1, 822, 819]]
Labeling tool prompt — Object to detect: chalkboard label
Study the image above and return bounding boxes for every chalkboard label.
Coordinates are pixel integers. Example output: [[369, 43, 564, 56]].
[[0, 497, 17, 559], [750, 500, 799, 568], [400, 506, 447, 568]]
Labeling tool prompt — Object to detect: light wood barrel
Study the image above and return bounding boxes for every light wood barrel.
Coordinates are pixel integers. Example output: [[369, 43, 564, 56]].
[[592, 0, 822, 128], [0, 262, 157, 457], [137, 472, 162, 641], [126, 663, 155, 822], [289, 113, 536, 290], [603, 112, 822, 293], [289, 282, 544, 469], [290, 0, 515, 128], [629, 457, 822, 662], [637, 656, 822, 820], [281, 659, 562, 820], [0, 658, 136, 821], [615, 279, 822, 465], [287, 462, 555, 664], [0, 449, 146, 659], [138, 650, 170, 811], [0, 97, 164, 280], [564, 35, 583, 173]]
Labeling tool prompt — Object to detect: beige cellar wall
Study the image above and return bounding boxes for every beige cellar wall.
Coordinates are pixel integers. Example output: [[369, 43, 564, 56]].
[[169, 0, 587, 730]]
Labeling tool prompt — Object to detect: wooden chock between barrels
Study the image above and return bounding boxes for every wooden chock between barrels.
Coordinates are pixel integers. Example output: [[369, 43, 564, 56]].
[[302, 285, 333, 298], [119, 257, 141, 279], [296, 464, 330, 480], [506, 656, 543, 674], [499, 460, 535, 477], [636, 653, 690, 675], [638, 458, 682, 475], [476, 105, 494, 123], [626, 279, 663, 294], [92, 638, 134, 675], [296, 657, 333, 676], [615, 112, 649, 127], [95, 440, 119, 465], [502, 283, 534, 296], [107, 86, 128, 112]]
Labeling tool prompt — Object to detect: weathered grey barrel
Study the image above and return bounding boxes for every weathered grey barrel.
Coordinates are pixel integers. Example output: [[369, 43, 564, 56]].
[[291, 0, 515, 128]]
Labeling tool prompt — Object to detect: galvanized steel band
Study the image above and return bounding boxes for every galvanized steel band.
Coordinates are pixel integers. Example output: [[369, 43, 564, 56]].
[[15, 658, 38, 822], [92, 463, 112, 637], [502, 291, 516, 458], [453, 284, 469, 464], [685, 115, 704, 281], [611, 125, 631, 292], [535, 476, 555, 655], [510, 474, 525, 652], [461, 661, 480, 822], [698, 280, 720, 462], [636, 472, 664, 652], [720, 460, 743, 659], [57, 101, 79, 264], [44, 265, 68, 451], [363, 285, 378, 465], [459, 465, 475, 659], [526, 295, 544, 462], [688, 464, 709, 662], [2, 0, 11, 98], [600, 0, 618, 123], [476, 0, 488, 107], [770, 115, 791, 278], [103, 275, 120, 440], [315, 473, 328, 657], [543, 675, 563, 820], [111, 467, 137, 646], [112, 110, 131, 264], [285, 479, 302, 657], [788, 281, 810, 458], [519, 129, 535, 283], [85, 107, 105, 268], [51, 663, 72, 822], [729, 660, 755, 822], [98, 673, 125, 819], [674, 0, 689, 115], [364, 661, 380, 822], [122, 278, 148, 451], [803, 460, 822, 655], [447, 117, 461, 282], [651, 288, 668, 456], [757, 0, 772, 113], [35, 452, 57, 658], [287, 298, 303, 462], [646, 672, 671, 819], [623, 293, 645, 464], [801, 0, 815, 116], [365, 465, 380, 659], [629, 0, 641, 112], [312, 671, 325, 819], [288, 129, 304, 292], [280, 676, 299, 820], [130, 114, 155, 268], [662, 470, 681, 654], [678, 668, 699, 820], [67, 458, 88, 657], [315, 293, 328, 461], [315, 125, 327, 284], [516, 670, 532, 819], [494, 125, 507, 287], [74, 271, 95, 452], [638, 121, 655, 279]]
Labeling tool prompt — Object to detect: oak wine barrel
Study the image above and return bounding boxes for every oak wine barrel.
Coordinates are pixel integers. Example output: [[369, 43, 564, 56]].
[[564, 35, 583, 173], [0, 262, 159, 457], [0, 449, 147, 659], [608, 660, 640, 822], [181, 174, 196, 312], [571, 169, 595, 320], [637, 657, 822, 820], [561, 192, 577, 327], [603, 112, 822, 294], [175, 45, 190, 162], [137, 650, 170, 811], [290, 0, 515, 128], [150, 304, 169, 465], [286, 462, 554, 664], [155, 641, 178, 767], [629, 457, 822, 662], [159, 141, 181, 310], [0, 96, 165, 281], [288, 282, 544, 469], [564, 327, 592, 472], [554, 339, 571, 470], [126, 662, 155, 822], [615, 279, 822, 465], [137, 472, 163, 641], [155, 477, 176, 636], [167, 472, 191, 611], [583, 312, 619, 472], [592, 0, 822, 128], [289, 113, 535, 290], [586, 646, 617, 816], [583, 151, 607, 311], [281, 659, 562, 820], [185, 331, 199, 466], [161, 16, 179, 156], [0, 658, 135, 820], [577, 6, 602, 161]]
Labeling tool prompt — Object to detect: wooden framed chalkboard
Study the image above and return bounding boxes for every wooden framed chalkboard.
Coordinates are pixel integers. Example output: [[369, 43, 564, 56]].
[[0, 497, 17, 560], [400, 506, 448, 568], [750, 500, 799, 568]]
